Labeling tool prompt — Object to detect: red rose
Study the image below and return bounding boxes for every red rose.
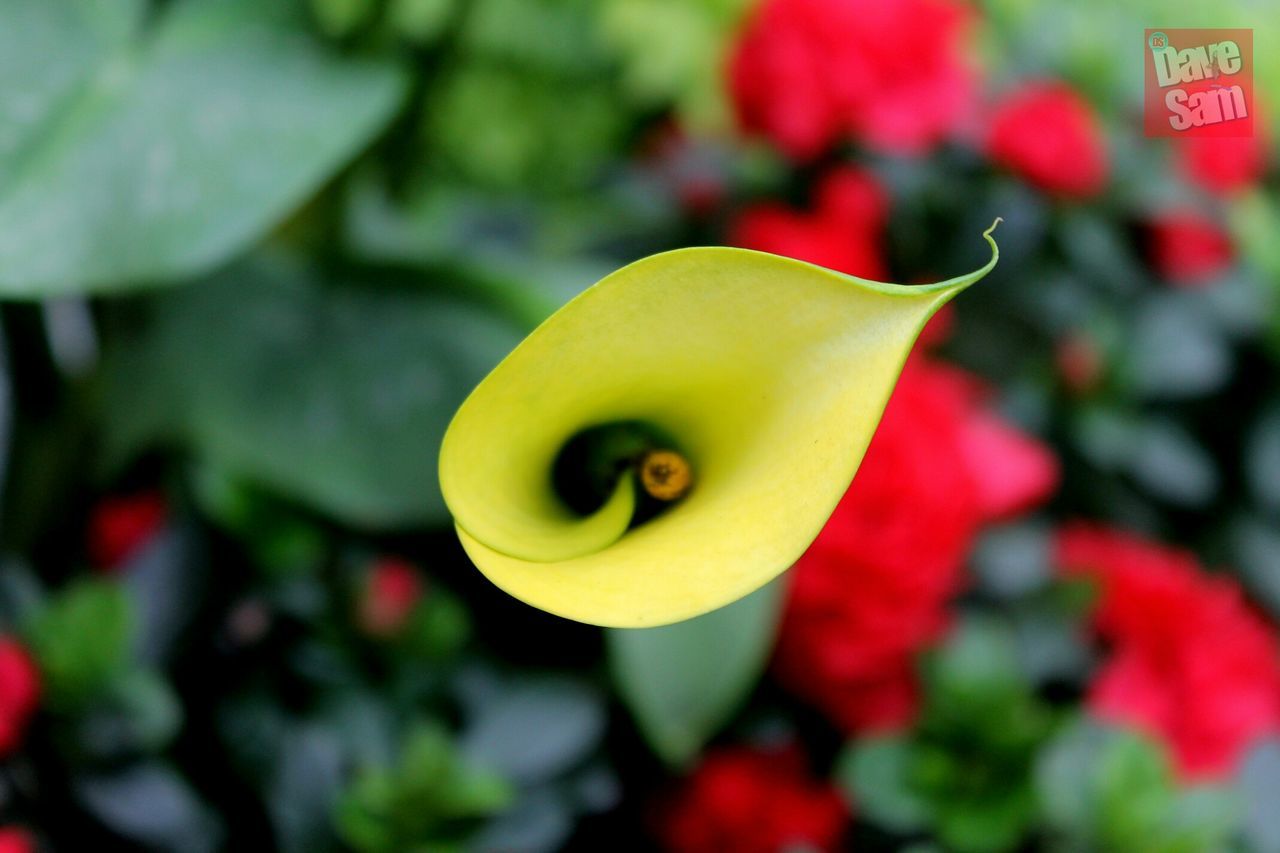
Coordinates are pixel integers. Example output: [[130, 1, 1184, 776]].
[[358, 558, 424, 636], [0, 639, 40, 758], [728, 167, 888, 280], [659, 745, 848, 852], [0, 828, 34, 853], [775, 359, 1059, 732], [1146, 211, 1234, 286], [985, 81, 1108, 198], [1175, 126, 1269, 196], [1056, 524, 1280, 781], [88, 491, 167, 572], [729, 0, 976, 160]]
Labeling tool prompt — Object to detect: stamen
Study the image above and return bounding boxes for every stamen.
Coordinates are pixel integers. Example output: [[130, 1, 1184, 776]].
[[638, 449, 693, 501]]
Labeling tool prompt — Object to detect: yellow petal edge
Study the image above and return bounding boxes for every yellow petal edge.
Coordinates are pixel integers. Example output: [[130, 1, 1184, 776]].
[[440, 222, 1000, 628]]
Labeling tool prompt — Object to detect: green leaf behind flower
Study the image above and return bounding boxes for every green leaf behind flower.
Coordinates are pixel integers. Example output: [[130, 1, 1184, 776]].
[[607, 577, 783, 766]]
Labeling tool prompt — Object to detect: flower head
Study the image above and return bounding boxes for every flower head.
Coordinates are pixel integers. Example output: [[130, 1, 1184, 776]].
[[729, 167, 889, 280], [88, 491, 167, 572], [0, 828, 34, 853], [1056, 523, 1280, 780], [658, 744, 848, 852], [1175, 126, 1269, 196], [1146, 211, 1234, 286], [359, 557, 425, 636], [728, 0, 976, 159], [0, 639, 40, 757], [440, 233, 1000, 626], [986, 81, 1109, 198]]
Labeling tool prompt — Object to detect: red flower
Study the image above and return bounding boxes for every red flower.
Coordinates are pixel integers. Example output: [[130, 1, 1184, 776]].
[[0, 828, 34, 853], [728, 0, 976, 160], [775, 359, 1058, 732], [917, 303, 956, 350], [0, 639, 40, 758], [1175, 127, 1269, 196], [986, 81, 1108, 198], [1055, 524, 1280, 781], [358, 558, 424, 636], [728, 167, 888, 280], [88, 491, 167, 572], [659, 745, 848, 852], [1146, 211, 1234, 286], [1055, 332, 1104, 395]]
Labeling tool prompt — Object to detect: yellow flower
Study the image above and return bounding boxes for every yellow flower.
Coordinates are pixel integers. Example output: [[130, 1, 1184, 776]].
[[440, 223, 1000, 627]]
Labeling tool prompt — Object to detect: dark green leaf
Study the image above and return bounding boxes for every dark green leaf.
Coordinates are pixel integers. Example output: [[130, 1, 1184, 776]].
[[1036, 716, 1110, 834], [1240, 739, 1280, 853], [268, 725, 346, 853], [1127, 294, 1231, 399], [75, 763, 222, 852], [471, 788, 573, 853], [102, 254, 523, 527], [122, 526, 206, 665], [1127, 418, 1218, 507], [607, 577, 783, 766], [460, 677, 604, 784], [1229, 516, 1280, 618], [70, 669, 182, 761], [1247, 407, 1280, 517], [972, 522, 1052, 599], [836, 737, 933, 833]]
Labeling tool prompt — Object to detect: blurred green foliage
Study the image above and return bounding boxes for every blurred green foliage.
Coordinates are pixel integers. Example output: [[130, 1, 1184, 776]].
[[0, 0, 1278, 849], [335, 722, 512, 853], [840, 620, 1057, 852]]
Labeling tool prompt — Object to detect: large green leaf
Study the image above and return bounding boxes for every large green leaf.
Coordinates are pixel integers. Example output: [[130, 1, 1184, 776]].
[[0, 0, 146, 184], [101, 255, 524, 528], [607, 578, 783, 766], [0, 0, 408, 296]]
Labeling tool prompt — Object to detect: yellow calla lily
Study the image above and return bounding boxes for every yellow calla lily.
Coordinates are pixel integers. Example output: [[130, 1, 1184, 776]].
[[440, 222, 1000, 628]]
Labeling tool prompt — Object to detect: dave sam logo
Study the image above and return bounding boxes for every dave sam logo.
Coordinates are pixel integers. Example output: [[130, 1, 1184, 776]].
[[1145, 28, 1254, 137]]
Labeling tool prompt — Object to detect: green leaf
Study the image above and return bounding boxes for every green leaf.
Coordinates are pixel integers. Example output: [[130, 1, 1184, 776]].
[[26, 578, 133, 709], [1036, 719, 1237, 853], [0, 0, 146, 184], [70, 669, 183, 761], [1127, 293, 1231, 399], [101, 254, 523, 528], [1240, 739, 1280, 853], [934, 793, 1036, 853], [837, 737, 933, 833], [75, 762, 222, 852], [925, 616, 1023, 704], [1247, 407, 1280, 516], [607, 577, 783, 765], [336, 721, 511, 853], [267, 724, 346, 853], [460, 677, 604, 785], [0, 0, 407, 296]]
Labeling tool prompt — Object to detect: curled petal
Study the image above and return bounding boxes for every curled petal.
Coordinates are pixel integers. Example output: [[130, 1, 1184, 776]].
[[440, 227, 999, 627]]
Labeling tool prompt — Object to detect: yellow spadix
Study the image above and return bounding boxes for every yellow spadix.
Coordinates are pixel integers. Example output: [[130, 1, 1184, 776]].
[[440, 223, 1000, 628]]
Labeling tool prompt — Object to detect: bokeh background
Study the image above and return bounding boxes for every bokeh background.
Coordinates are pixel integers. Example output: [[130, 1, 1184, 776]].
[[1, 0, 1280, 850]]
